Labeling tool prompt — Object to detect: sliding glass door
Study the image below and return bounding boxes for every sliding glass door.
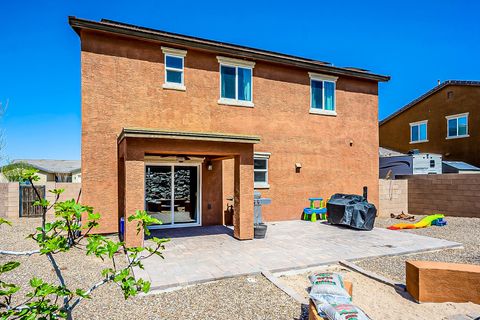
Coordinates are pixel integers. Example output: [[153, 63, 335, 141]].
[[145, 164, 200, 228]]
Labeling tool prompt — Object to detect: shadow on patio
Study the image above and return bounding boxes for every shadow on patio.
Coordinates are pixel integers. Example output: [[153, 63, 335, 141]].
[[147, 225, 234, 239]]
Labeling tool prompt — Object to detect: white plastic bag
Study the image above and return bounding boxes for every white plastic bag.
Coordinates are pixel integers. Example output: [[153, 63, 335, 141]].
[[319, 303, 371, 320], [309, 273, 351, 304]]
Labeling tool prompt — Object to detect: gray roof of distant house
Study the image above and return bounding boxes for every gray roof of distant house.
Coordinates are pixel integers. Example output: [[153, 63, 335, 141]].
[[12, 160, 81, 174], [443, 161, 480, 171], [69, 17, 390, 82], [379, 147, 405, 157], [380, 80, 480, 126]]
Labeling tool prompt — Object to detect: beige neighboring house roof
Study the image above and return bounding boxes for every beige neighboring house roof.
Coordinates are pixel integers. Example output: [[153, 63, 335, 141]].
[[12, 159, 81, 174]]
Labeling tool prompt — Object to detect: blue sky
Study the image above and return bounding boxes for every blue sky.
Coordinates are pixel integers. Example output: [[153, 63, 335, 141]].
[[1, 0, 479, 162]]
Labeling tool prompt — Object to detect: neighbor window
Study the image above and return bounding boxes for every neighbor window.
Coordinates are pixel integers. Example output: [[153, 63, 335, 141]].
[[254, 152, 270, 188], [161, 47, 187, 90], [309, 73, 338, 116], [446, 113, 469, 139], [410, 120, 428, 143], [217, 56, 255, 107]]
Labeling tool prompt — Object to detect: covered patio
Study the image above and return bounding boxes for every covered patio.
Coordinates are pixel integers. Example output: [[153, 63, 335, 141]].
[[117, 128, 260, 247], [135, 220, 461, 290]]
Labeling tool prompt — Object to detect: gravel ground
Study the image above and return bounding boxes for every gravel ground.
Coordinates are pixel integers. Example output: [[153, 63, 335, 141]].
[[356, 215, 480, 282], [0, 218, 303, 320]]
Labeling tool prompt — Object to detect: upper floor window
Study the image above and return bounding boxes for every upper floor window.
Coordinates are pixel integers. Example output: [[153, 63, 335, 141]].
[[309, 73, 338, 116], [254, 152, 270, 189], [446, 113, 469, 139], [161, 47, 187, 91], [410, 120, 428, 143], [217, 56, 255, 107]]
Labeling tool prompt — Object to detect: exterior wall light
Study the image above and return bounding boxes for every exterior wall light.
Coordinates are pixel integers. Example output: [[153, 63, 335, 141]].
[[295, 163, 302, 173]]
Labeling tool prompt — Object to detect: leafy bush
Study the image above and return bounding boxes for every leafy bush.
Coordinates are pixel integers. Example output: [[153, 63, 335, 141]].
[[1, 162, 34, 182]]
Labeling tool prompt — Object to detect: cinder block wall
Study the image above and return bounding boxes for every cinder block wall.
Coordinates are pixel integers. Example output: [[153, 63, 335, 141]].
[[407, 174, 480, 217], [0, 183, 19, 219], [0, 183, 82, 219], [378, 179, 408, 217], [45, 182, 82, 215]]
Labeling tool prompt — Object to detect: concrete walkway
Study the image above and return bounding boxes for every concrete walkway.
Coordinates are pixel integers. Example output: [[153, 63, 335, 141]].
[[135, 221, 461, 290]]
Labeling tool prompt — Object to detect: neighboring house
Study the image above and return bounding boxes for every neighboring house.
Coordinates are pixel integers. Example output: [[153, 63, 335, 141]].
[[69, 17, 389, 246], [10, 159, 81, 183], [379, 80, 480, 166]]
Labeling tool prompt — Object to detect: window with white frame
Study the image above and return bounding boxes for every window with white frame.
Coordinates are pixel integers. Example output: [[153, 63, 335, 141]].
[[309, 72, 338, 116], [161, 47, 187, 90], [217, 56, 255, 107], [254, 152, 270, 188], [446, 113, 469, 139], [410, 120, 428, 143]]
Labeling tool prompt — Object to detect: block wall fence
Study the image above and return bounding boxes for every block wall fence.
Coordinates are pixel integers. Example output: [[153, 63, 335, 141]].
[[406, 174, 480, 218], [2, 175, 478, 221], [378, 179, 408, 217], [0, 183, 82, 219]]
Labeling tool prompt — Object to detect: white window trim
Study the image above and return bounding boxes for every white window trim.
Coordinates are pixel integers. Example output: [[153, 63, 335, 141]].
[[218, 98, 254, 107], [309, 72, 338, 116], [309, 109, 337, 116], [445, 112, 469, 139], [162, 47, 187, 91], [254, 152, 270, 189], [217, 56, 255, 107], [409, 120, 428, 144], [217, 56, 255, 68]]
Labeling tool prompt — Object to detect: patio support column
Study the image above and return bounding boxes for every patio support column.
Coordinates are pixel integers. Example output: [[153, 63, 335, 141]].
[[233, 152, 254, 240], [123, 148, 145, 247]]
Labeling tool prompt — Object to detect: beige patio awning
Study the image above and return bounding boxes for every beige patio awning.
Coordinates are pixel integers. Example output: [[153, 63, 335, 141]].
[[117, 128, 261, 144]]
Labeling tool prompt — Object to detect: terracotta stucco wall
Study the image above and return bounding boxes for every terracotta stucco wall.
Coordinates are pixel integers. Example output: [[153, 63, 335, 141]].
[[81, 30, 380, 232], [380, 85, 480, 166]]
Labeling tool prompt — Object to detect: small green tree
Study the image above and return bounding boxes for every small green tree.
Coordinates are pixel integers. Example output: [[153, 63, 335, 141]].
[[0, 168, 168, 319], [1, 162, 34, 183]]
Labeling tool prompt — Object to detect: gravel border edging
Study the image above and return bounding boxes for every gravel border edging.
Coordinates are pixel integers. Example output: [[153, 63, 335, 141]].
[[339, 260, 404, 290]]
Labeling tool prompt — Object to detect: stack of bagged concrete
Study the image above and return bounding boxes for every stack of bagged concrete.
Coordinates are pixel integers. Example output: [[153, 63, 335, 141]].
[[309, 273, 371, 320]]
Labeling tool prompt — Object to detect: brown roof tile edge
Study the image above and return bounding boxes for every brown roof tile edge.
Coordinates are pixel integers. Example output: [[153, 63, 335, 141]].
[[380, 80, 480, 126], [68, 16, 390, 83], [117, 128, 261, 144]]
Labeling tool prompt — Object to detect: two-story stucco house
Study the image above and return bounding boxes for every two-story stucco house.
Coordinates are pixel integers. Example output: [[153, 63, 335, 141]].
[[69, 17, 389, 246], [380, 81, 480, 166]]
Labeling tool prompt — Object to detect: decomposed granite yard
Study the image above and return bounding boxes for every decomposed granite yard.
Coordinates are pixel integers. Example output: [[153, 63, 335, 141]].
[[356, 215, 480, 282], [1, 216, 479, 320]]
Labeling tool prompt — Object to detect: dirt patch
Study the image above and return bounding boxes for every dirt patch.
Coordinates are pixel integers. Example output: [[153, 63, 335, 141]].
[[279, 265, 480, 320]]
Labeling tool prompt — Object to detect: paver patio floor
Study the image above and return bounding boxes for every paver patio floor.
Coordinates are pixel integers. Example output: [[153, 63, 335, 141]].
[[135, 221, 461, 290]]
